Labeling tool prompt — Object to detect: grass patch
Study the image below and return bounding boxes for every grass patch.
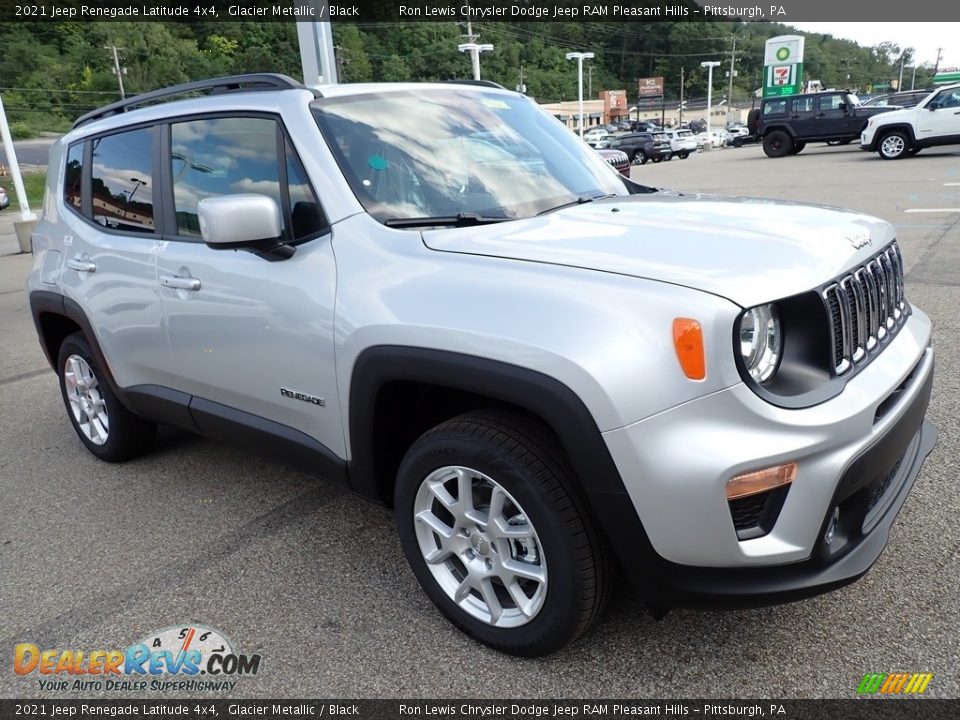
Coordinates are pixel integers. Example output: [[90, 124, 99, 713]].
[[0, 171, 47, 211]]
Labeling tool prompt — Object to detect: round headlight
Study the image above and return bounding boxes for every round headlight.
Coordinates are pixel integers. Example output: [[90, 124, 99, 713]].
[[739, 304, 782, 383]]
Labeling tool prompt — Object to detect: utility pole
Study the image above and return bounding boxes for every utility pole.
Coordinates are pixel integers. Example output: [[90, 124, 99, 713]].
[[458, 19, 493, 81], [911, 63, 918, 90], [105, 45, 125, 99], [701, 61, 721, 139], [517, 64, 526, 94], [586, 65, 593, 99], [726, 36, 737, 126], [933, 47, 943, 76], [898, 54, 905, 91]]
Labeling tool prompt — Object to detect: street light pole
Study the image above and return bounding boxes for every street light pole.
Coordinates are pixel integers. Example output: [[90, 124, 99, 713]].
[[566, 51, 595, 138], [458, 42, 494, 81], [701, 61, 721, 139]]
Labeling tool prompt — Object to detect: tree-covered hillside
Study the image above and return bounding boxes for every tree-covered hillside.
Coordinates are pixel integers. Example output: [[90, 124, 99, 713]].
[[0, 20, 935, 135]]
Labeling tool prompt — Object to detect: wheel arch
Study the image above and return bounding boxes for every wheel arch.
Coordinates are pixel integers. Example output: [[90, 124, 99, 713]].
[[347, 346, 628, 506], [29, 291, 119, 391], [761, 123, 795, 139], [876, 123, 917, 144]]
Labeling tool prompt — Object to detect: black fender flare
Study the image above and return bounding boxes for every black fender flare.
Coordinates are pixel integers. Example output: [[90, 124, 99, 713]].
[[346, 346, 665, 594], [874, 123, 918, 145], [29, 290, 121, 393]]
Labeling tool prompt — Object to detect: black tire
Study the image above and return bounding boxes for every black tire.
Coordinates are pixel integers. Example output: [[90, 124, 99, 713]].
[[877, 130, 911, 160], [762, 130, 793, 158], [840, 138, 855, 145], [632, 150, 647, 165], [678, 151, 688, 159], [790, 141, 806, 155], [57, 332, 156, 462], [747, 108, 760, 135], [826, 139, 843, 146], [651, 155, 662, 163], [906, 147, 922, 156], [394, 410, 611, 657]]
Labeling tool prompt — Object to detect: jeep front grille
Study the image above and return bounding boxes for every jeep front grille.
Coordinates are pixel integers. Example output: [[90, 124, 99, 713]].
[[822, 242, 908, 375]]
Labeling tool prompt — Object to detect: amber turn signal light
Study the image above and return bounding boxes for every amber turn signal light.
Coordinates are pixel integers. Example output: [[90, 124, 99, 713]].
[[726, 462, 797, 501], [672, 318, 705, 380]]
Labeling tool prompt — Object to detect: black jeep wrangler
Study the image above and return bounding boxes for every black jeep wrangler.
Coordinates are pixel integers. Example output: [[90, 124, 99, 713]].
[[748, 91, 896, 158]]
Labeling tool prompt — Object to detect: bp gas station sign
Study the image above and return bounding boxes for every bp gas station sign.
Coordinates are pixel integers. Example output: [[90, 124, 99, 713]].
[[763, 35, 805, 97]]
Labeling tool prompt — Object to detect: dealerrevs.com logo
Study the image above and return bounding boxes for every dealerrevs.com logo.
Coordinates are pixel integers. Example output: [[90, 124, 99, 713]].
[[13, 624, 261, 693]]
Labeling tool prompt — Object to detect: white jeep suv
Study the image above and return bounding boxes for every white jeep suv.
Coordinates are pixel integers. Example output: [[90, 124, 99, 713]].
[[861, 83, 960, 159], [27, 74, 936, 656]]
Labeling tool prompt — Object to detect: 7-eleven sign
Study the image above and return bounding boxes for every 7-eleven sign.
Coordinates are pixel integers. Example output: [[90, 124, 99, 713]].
[[764, 62, 802, 96]]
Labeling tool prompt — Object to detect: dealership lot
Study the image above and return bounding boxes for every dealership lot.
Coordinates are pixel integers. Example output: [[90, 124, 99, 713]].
[[1, 143, 958, 699]]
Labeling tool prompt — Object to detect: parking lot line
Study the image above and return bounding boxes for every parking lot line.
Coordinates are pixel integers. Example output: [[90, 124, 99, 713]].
[[944, 183, 960, 187], [904, 208, 960, 213]]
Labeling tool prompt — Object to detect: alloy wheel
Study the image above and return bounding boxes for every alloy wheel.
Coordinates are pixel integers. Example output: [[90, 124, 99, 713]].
[[63, 354, 109, 445], [413, 465, 547, 628]]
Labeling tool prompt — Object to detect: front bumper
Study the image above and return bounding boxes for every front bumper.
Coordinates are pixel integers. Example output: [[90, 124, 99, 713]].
[[592, 309, 935, 607]]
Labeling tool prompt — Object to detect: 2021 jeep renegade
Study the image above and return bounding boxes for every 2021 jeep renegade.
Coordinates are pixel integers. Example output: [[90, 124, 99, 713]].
[[27, 74, 936, 656]]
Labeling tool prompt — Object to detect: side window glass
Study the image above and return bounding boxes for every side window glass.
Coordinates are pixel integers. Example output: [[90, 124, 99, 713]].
[[763, 100, 787, 116], [91, 128, 155, 233], [819, 95, 843, 112], [171, 117, 283, 237], [64, 143, 83, 212], [792, 97, 815, 113], [285, 143, 326, 240]]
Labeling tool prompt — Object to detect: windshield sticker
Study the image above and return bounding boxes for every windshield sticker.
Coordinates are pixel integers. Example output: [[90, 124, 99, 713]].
[[368, 155, 389, 171]]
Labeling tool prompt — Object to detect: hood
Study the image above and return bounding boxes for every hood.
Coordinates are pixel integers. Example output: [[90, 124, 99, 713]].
[[421, 193, 896, 308]]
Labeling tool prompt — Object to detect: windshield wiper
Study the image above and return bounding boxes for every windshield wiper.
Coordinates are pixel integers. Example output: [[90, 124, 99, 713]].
[[384, 213, 512, 228], [537, 193, 619, 216]]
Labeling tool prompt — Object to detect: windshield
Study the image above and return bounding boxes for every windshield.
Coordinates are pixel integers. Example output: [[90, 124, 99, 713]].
[[311, 88, 632, 223]]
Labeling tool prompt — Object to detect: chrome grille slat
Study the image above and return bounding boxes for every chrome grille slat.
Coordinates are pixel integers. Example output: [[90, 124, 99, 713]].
[[822, 242, 908, 375]]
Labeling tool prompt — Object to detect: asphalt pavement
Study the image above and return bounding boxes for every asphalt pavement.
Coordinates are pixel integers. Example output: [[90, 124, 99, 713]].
[[0, 134, 57, 169], [1, 142, 958, 700]]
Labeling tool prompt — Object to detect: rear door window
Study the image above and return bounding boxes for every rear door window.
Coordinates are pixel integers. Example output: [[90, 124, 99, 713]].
[[90, 128, 155, 234]]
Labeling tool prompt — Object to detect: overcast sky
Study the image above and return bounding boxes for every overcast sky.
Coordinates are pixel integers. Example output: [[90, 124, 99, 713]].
[[790, 23, 959, 69]]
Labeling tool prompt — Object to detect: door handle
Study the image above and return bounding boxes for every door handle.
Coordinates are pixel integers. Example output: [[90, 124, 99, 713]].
[[816, 113, 825, 118], [65, 257, 96, 273], [160, 275, 201, 291]]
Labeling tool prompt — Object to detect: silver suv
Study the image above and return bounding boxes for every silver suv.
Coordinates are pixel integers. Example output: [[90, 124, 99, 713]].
[[27, 74, 936, 656]]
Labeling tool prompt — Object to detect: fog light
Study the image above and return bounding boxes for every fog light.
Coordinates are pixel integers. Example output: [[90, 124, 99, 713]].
[[824, 507, 840, 545], [726, 462, 797, 500]]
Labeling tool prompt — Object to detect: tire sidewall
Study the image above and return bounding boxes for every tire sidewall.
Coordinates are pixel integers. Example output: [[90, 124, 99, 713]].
[[879, 131, 909, 160], [57, 334, 126, 460], [395, 431, 585, 654], [763, 130, 792, 158]]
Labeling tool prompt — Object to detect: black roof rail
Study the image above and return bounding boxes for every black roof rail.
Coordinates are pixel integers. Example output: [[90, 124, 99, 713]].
[[444, 79, 509, 91], [73, 73, 318, 129]]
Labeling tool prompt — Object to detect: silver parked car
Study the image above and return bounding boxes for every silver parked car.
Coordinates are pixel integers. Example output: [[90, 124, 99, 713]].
[[27, 75, 936, 656]]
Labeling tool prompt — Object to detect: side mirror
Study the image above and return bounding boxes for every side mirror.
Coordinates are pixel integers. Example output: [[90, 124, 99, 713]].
[[838, 103, 848, 112], [199, 194, 283, 247], [198, 194, 294, 260], [927, 102, 939, 111]]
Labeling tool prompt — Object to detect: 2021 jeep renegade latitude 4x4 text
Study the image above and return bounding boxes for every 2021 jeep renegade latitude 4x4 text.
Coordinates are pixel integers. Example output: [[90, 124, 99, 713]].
[[27, 75, 936, 656]]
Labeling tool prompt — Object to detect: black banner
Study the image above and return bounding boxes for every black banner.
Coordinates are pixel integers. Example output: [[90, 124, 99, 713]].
[[1, 700, 958, 720], [3, 0, 960, 23]]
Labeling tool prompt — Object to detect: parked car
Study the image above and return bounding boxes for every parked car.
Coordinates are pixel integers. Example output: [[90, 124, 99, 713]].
[[587, 133, 618, 150], [862, 90, 932, 109], [582, 127, 608, 144], [609, 131, 672, 164], [750, 90, 897, 157], [861, 83, 960, 159], [595, 148, 630, 176], [28, 74, 936, 657], [0, 186, 9, 210], [663, 129, 698, 159]]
